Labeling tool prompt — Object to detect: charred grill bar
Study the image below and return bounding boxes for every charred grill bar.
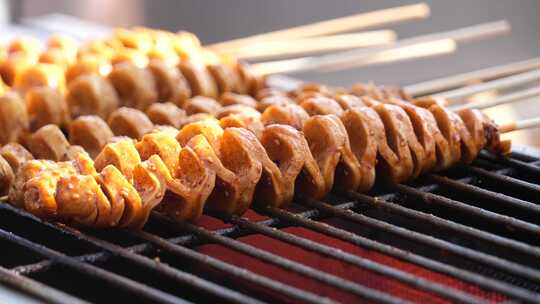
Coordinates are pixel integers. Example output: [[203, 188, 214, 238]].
[[0, 148, 539, 303]]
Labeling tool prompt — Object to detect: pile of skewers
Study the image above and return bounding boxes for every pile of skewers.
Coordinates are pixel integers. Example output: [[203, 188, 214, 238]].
[[0, 3, 538, 229]]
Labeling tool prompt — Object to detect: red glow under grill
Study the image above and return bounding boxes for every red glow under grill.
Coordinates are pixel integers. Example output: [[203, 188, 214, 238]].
[[197, 210, 506, 303]]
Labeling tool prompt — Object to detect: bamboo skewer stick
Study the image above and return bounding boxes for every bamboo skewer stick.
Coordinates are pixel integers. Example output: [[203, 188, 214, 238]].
[[207, 3, 430, 53], [233, 30, 397, 61], [252, 20, 509, 75], [252, 39, 456, 75], [433, 69, 540, 103], [499, 117, 540, 133], [404, 57, 540, 97], [316, 20, 510, 71], [451, 86, 540, 111], [322, 39, 456, 72]]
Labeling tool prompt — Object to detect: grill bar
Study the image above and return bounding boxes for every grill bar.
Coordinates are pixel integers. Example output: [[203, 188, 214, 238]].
[[261, 206, 540, 303], [12, 243, 147, 275], [480, 153, 540, 175], [0, 228, 191, 304], [355, 183, 540, 262], [0, 266, 91, 304], [395, 184, 540, 236], [508, 152, 540, 164], [162, 219, 414, 304], [0, 204, 279, 304], [466, 166, 540, 196], [8, 209, 311, 277], [338, 193, 540, 284], [427, 174, 540, 215], [56, 227, 267, 304], [132, 230, 340, 304], [221, 213, 489, 304]]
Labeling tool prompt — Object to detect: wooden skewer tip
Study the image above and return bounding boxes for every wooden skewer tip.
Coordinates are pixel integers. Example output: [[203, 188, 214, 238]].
[[500, 117, 540, 133]]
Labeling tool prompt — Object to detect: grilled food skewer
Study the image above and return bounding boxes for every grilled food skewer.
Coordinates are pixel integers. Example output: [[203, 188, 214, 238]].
[[6, 108, 535, 216], [3, 102, 530, 209], [0, 82, 513, 229]]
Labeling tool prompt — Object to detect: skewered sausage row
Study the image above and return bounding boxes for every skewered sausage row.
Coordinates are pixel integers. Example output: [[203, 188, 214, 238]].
[[0, 57, 265, 146], [0, 82, 509, 228], [0, 29, 265, 147], [0, 29, 264, 99], [0, 81, 418, 165]]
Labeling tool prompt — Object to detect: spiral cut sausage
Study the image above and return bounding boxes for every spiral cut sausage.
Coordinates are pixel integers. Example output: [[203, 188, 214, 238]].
[[1, 82, 509, 228], [4, 115, 331, 228]]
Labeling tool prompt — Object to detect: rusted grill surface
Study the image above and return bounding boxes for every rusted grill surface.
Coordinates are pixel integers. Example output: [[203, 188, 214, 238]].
[[0, 147, 539, 304]]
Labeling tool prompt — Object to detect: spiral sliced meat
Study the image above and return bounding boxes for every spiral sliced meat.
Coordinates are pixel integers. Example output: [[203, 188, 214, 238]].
[[8, 108, 374, 227]]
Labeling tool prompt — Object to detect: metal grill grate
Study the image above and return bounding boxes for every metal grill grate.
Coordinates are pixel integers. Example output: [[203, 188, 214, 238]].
[[1, 147, 540, 304]]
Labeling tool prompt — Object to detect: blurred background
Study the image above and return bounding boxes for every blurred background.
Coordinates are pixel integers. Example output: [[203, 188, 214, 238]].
[[1, 0, 540, 147]]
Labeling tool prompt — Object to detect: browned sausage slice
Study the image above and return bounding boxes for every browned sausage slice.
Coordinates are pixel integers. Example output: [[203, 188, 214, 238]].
[[147, 59, 191, 104], [108, 63, 158, 110], [303, 115, 361, 193], [0, 143, 33, 174], [0, 92, 28, 145], [261, 104, 309, 130], [66, 74, 119, 119], [182, 96, 222, 115], [256, 95, 294, 112], [340, 107, 378, 192], [220, 92, 257, 108], [300, 96, 344, 116], [178, 61, 218, 98], [69, 115, 114, 158], [27, 124, 71, 161], [146, 102, 186, 128], [108, 107, 154, 140], [207, 63, 239, 94], [26, 86, 70, 131], [373, 104, 415, 183]]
